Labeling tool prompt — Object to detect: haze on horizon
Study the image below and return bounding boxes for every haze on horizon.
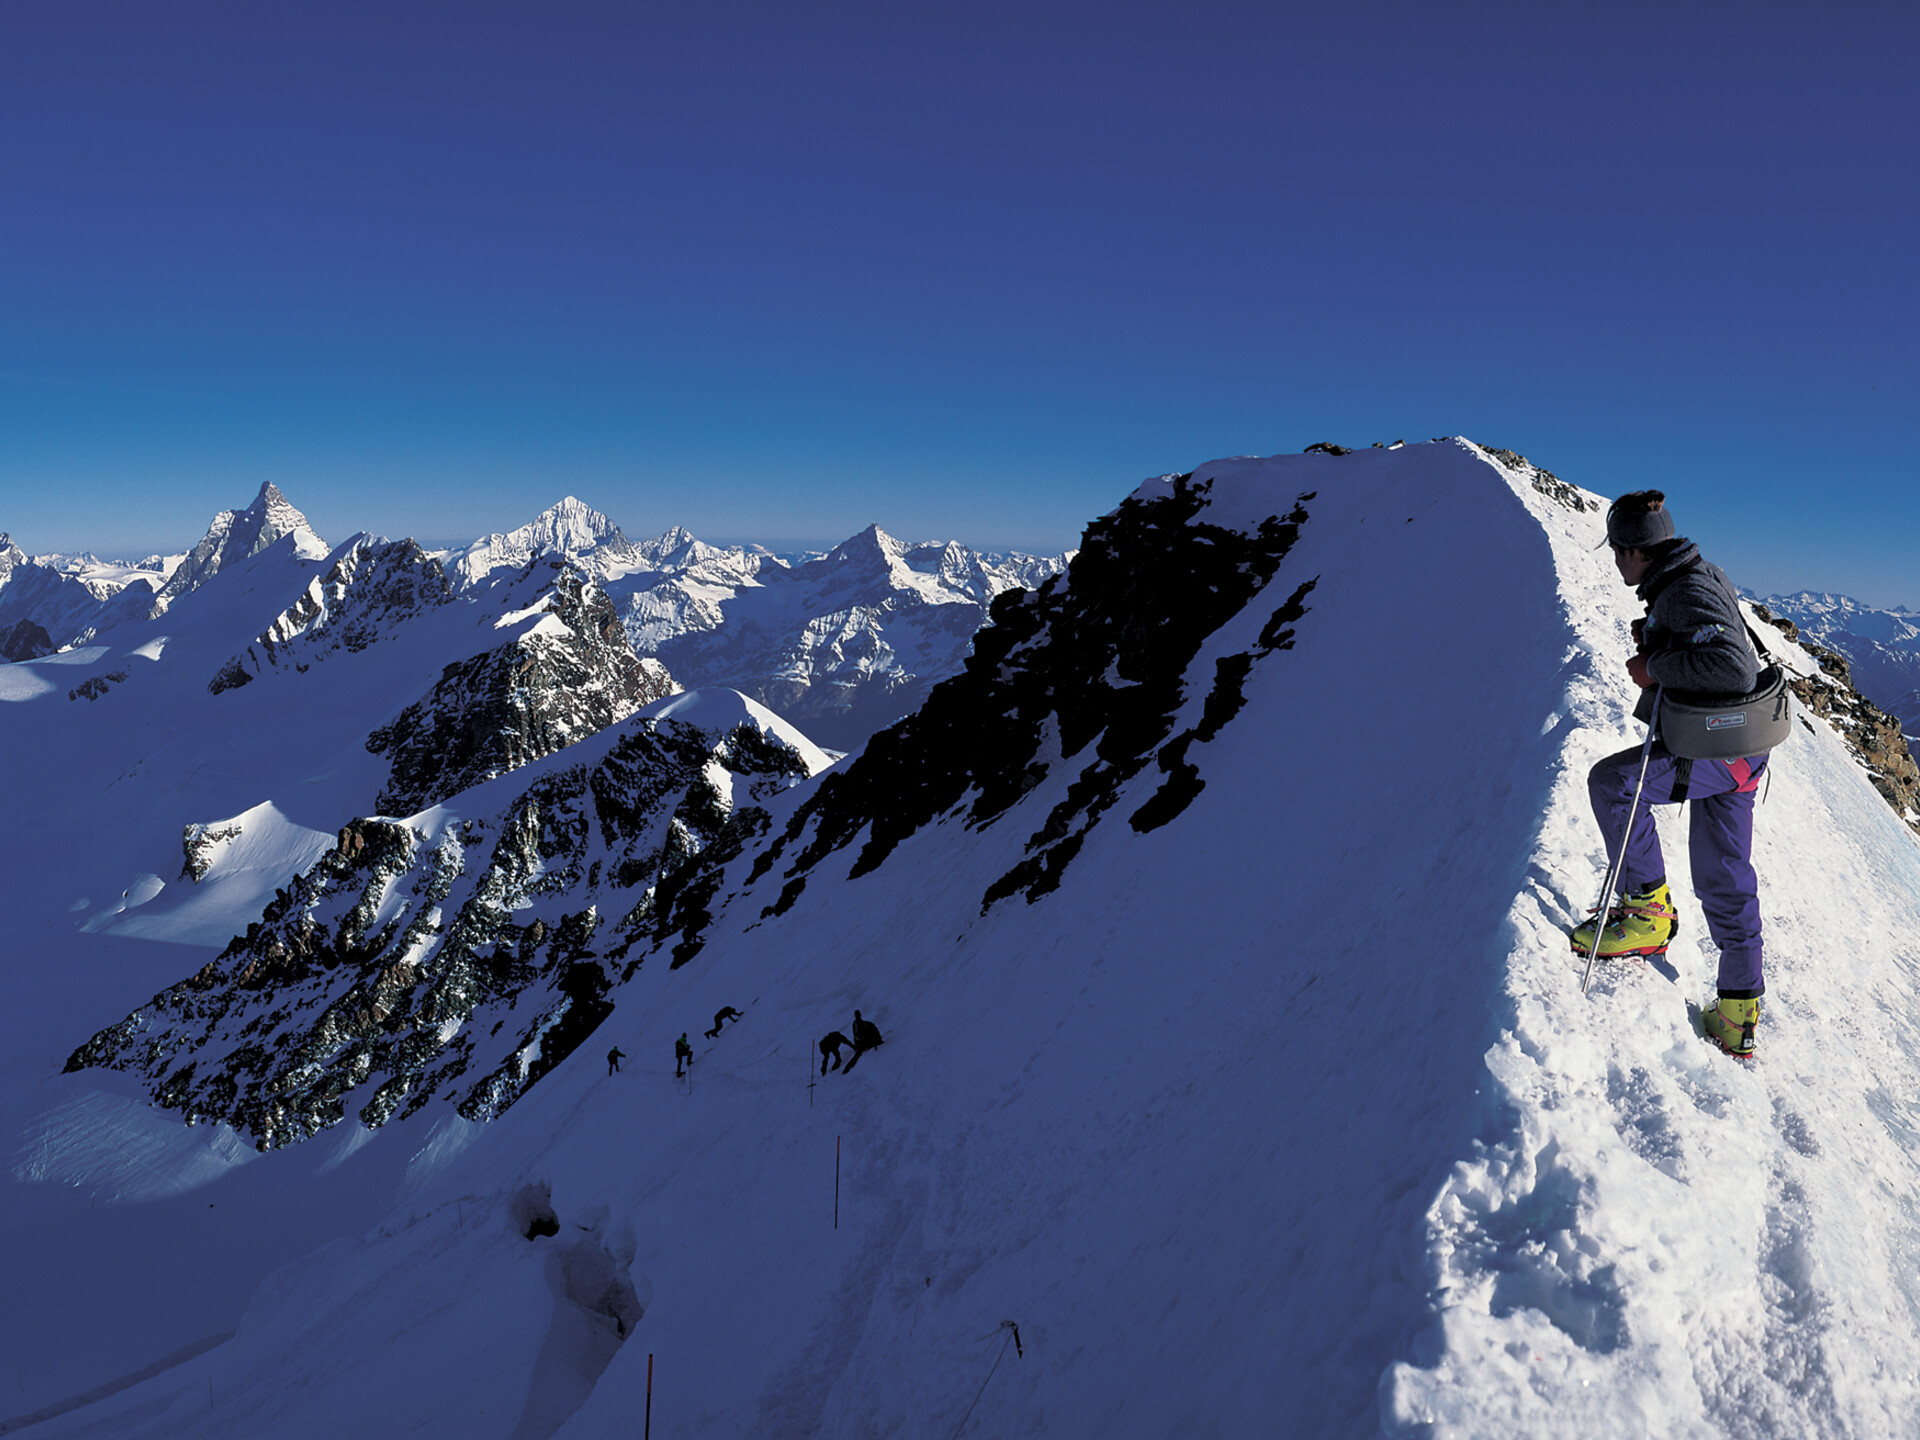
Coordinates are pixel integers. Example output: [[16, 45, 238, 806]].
[[3, 1, 1915, 607]]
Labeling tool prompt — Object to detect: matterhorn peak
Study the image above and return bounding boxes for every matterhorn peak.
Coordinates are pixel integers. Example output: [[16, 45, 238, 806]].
[[0, 533, 25, 583], [147, 482, 328, 612]]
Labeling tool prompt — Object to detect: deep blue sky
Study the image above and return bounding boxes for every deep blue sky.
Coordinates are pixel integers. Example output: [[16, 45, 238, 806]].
[[3, 2, 1915, 602]]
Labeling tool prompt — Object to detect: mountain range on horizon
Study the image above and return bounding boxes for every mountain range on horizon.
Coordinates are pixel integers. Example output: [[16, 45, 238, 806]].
[[8, 480, 1914, 744], [5, 441, 1920, 1437], [1745, 589, 1920, 739], [0, 483, 1072, 752]]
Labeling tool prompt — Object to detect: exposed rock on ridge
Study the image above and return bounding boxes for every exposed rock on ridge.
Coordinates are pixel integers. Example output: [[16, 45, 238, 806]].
[[64, 697, 823, 1148], [1752, 604, 1920, 835], [210, 536, 458, 692], [1752, 590, 1920, 740], [0, 618, 54, 662], [366, 558, 675, 815], [631, 471, 1316, 967]]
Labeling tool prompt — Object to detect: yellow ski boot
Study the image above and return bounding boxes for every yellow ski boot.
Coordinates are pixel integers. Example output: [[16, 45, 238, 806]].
[[1702, 994, 1761, 1059], [1571, 881, 1679, 960]]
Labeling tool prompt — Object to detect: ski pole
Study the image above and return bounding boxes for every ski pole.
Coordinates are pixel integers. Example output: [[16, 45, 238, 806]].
[[1582, 688, 1661, 995]]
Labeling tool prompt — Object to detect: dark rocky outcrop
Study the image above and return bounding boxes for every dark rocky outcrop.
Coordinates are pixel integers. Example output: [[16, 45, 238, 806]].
[[181, 822, 245, 883], [0, 618, 54, 662], [367, 560, 674, 815], [210, 536, 458, 693], [65, 707, 817, 1148], [1753, 591, 1920, 741], [1476, 445, 1598, 515], [1752, 605, 1920, 836], [68, 670, 127, 702], [635, 472, 1317, 966]]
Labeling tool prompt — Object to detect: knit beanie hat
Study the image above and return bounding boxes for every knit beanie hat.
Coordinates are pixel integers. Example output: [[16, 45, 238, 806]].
[[1606, 490, 1676, 550]]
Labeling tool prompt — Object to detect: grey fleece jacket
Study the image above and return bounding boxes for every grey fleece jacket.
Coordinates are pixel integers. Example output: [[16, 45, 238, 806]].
[[1633, 538, 1759, 723]]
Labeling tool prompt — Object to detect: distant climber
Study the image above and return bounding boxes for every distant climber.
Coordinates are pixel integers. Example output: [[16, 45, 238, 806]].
[[1572, 490, 1771, 1059], [842, 1010, 885, 1072], [674, 1033, 692, 1077], [706, 1006, 742, 1039], [819, 1030, 850, 1075], [606, 1046, 624, 1075]]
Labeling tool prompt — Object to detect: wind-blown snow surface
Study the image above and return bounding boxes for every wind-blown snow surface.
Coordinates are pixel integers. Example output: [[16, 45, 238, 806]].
[[7, 441, 1920, 1438]]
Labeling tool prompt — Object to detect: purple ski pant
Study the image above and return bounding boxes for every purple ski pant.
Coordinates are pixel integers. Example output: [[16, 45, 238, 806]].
[[1588, 742, 1767, 996]]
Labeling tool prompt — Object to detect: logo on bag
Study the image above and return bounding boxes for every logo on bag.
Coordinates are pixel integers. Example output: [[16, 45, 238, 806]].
[[1706, 713, 1747, 730]]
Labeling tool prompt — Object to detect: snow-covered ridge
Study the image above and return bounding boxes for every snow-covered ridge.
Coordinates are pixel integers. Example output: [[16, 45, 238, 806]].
[[18, 441, 1920, 1438], [207, 534, 459, 692], [66, 689, 831, 1149]]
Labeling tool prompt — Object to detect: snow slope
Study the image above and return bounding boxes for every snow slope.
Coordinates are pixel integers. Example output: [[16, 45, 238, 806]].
[[7, 441, 1920, 1438]]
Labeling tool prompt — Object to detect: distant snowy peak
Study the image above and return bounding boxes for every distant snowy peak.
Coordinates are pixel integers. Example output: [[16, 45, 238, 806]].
[[0, 551, 156, 654], [0, 536, 183, 653], [632, 524, 705, 568], [606, 524, 1072, 750], [152, 482, 329, 614], [451, 496, 639, 589], [1760, 590, 1920, 644], [816, 524, 1050, 607], [1755, 589, 1920, 737]]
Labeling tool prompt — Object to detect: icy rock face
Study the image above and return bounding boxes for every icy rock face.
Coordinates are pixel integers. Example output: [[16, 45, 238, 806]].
[[367, 560, 675, 814], [150, 482, 328, 615], [616, 523, 1071, 752], [209, 536, 458, 693], [180, 821, 246, 882], [635, 473, 1314, 967], [64, 704, 820, 1148]]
